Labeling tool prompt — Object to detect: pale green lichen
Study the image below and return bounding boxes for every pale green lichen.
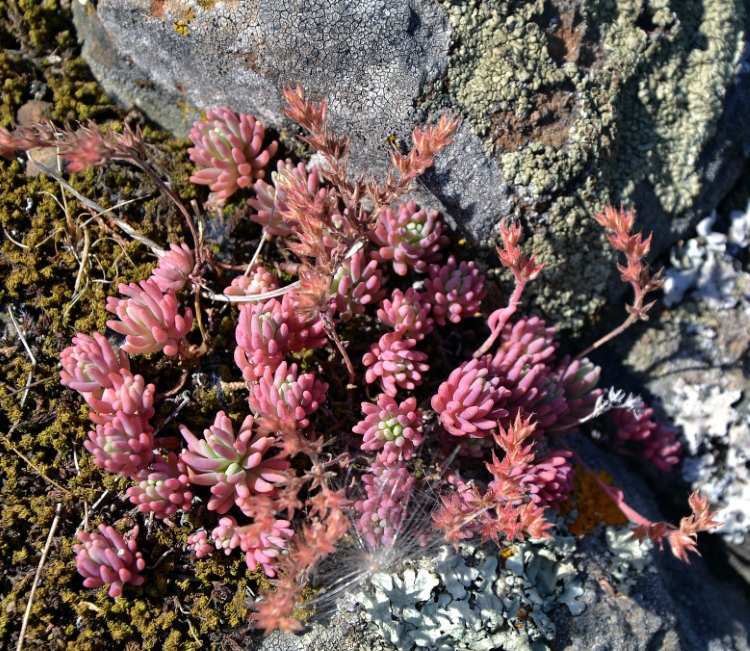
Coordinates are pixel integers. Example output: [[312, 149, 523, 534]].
[[425, 0, 744, 328]]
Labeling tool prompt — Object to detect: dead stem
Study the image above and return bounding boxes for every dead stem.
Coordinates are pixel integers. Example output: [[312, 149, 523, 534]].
[[16, 502, 62, 651], [8, 309, 36, 409]]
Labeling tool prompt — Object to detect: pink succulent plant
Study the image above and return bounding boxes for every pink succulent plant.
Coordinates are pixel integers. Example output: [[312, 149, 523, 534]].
[[211, 515, 293, 576], [355, 460, 417, 548], [497, 316, 557, 366], [85, 412, 154, 478], [188, 108, 278, 205], [283, 294, 328, 352], [330, 248, 385, 321], [431, 356, 509, 437], [74, 524, 146, 598], [550, 356, 602, 428], [423, 256, 486, 326], [362, 332, 429, 397], [353, 394, 424, 463], [369, 200, 448, 275], [84, 371, 155, 419], [517, 449, 574, 508], [60, 332, 130, 395], [234, 299, 292, 382], [248, 362, 328, 430], [106, 279, 193, 356], [179, 412, 290, 516], [248, 160, 324, 236], [151, 242, 195, 292], [186, 530, 213, 558], [223, 266, 280, 297], [376, 287, 433, 341], [609, 407, 682, 472], [126, 452, 193, 519]]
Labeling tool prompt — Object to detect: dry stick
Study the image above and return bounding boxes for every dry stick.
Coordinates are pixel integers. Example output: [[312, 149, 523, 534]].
[[0, 434, 72, 495], [8, 309, 36, 409], [0, 377, 53, 403], [17, 502, 62, 651]]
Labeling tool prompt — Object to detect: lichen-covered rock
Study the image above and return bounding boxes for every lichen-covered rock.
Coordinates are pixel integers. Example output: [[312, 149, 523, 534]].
[[72, 0, 749, 330]]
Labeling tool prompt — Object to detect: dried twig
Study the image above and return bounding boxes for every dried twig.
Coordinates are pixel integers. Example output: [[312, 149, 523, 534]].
[[17, 502, 62, 651]]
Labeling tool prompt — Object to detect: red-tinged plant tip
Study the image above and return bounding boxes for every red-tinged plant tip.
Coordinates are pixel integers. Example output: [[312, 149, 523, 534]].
[[354, 394, 424, 463], [188, 108, 278, 206], [234, 299, 292, 382], [363, 331, 429, 396], [248, 160, 325, 237], [377, 287, 433, 341], [223, 266, 280, 297], [330, 248, 385, 320], [85, 412, 154, 478], [368, 200, 448, 275], [432, 356, 509, 437], [74, 524, 146, 598], [355, 460, 417, 548], [126, 452, 193, 519], [151, 242, 195, 292], [106, 279, 194, 357], [423, 255, 486, 326], [60, 332, 131, 395], [497, 220, 544, 282], [632, 492, 722, 562], [248, 362, 329, 430], [179, 411, 290, 516]]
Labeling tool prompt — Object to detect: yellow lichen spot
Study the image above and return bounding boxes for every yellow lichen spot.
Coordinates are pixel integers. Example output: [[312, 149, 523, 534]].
[[501, 545, 517, 560], [562, 465, 629, 535], [196, 0, 216, 8], [173, 21, 189, 36], [458, 238, 466, 246]]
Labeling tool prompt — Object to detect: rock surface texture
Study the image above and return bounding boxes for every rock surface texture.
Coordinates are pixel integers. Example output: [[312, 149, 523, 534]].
[[72, 0, 750, 328]]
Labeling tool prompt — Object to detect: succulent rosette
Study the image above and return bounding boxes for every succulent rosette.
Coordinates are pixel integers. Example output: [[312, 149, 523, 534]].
[[354, 394, 424, 463], [355, 460, 417, 548], [188, 108, 278, 204], [369, 200, 448, 275], [423, 256, 486, 326], [179, 411, 290, 516], [376, 287, 433, 341], [234, 299, 292, 382], [330, 248, 385, 321], [151, 242, 195, 292], [249, 362, 328, 429], [126, 452, 193, 519], [223, 266, 280, 297], [363, 332, 429, 396], [106, 279, 193, 356], [85, 412, 154, 478], [60, 332, 130, 395], [74, 525, 146, 598], [431, 356, 509, 437]]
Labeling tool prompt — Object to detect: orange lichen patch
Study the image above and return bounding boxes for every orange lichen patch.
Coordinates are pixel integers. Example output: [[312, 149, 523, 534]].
[[501, 546, 517, 560], [562, 465, 629, 535]]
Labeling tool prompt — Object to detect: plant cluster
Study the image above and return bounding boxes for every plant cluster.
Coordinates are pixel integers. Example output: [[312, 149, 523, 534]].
[[0, 88, 720, 638]]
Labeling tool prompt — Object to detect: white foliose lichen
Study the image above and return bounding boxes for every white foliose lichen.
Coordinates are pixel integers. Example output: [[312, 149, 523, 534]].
[[658, 203, 750, 542], [352, 534, 585, 651], [605, 526, 656, 593]]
